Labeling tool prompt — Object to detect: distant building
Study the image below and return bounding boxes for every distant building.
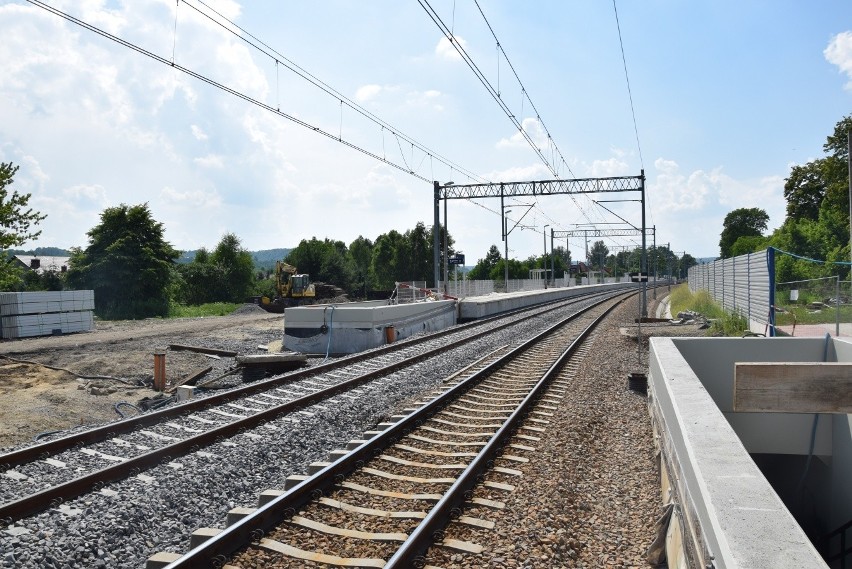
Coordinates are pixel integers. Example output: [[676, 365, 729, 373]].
[[569, 261, 590, 274], [12, 255, 70, 274]]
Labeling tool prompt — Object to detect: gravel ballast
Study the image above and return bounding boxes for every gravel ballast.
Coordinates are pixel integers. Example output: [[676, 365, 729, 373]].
[[0, 292, 701, 568]]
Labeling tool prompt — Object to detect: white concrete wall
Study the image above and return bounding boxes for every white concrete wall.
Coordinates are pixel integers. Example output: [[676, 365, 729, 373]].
[[671, 337, 833, 456], [458, 282, 634, 320], [649, 337, 829, 568], [283, 300, 456, 354]]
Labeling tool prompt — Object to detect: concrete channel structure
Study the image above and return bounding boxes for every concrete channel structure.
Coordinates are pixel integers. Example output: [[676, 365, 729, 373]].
[[284, 299, 457, 354], [649, 336, 852, 568]]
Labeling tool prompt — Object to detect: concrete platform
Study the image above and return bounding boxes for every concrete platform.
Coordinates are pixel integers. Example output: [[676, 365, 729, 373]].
[[283, 300, 456, 354], [648, 336, 852, 568], [457, 282, 635, 321]]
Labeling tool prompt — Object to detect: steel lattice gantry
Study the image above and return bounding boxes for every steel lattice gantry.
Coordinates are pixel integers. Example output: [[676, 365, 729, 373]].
[[432, 171, 649, 314]]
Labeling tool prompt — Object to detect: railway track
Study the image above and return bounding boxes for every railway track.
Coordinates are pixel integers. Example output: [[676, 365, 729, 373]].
[[0, 290, 632, 567], [0, 291, 621, 529], [153, 292, 624, 568]]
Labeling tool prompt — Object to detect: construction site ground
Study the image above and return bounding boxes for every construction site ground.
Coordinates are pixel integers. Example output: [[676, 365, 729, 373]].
[[0, 306, 283, 450]]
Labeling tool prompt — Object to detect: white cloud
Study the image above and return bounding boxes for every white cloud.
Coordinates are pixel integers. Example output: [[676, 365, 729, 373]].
[[160, 186, 222, 208], [482, 163, 551, 182], [652, 157, 710, 211], [312, 166, 413, 212], [825, 31, 852, 89], [355, 84, 382, 102], [651, 157, 784, 220], [194, 154, 224, 168], [190, 124, 208, 141], [496, 117, 549, 150], [405, 89, 444, 112], [63, 184, 108, 206], [435, 36, 468, 61], [587, 157, 630, 178]]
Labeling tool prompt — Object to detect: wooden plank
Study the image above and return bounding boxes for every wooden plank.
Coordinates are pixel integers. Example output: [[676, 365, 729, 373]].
[[734, 362, 852, 413], [166, 366, 212, 394], [259, 538, 386, 568], [168, 344, 238, 357]]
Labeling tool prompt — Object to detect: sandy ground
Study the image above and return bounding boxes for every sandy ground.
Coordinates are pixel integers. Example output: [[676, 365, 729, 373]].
[[0, 308, 284, 450]]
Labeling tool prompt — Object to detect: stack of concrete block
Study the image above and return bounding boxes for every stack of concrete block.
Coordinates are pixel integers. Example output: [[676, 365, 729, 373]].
[[0, 290, 95, 339]]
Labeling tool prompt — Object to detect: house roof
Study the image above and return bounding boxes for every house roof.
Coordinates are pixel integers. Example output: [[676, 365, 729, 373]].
[[13, 255, 71, 274]]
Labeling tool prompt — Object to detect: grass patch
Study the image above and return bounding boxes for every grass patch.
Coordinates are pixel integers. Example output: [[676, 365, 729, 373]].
[[775, 304, 851, 326], [667, 284, 749, 336], [168, 302, 242, 318]]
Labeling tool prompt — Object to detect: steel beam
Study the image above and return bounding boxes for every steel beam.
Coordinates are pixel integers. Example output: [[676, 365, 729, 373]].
[[437, 175, 643, 199]]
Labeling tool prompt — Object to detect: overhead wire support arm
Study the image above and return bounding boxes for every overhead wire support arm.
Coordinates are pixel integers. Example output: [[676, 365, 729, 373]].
[[554, 228, 654, 239], [438, 175, 644, 200]]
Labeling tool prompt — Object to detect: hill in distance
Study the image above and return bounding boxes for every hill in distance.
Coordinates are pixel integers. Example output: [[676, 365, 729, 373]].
[[5, 247, 72, 257], [177, 248, 291, 269]]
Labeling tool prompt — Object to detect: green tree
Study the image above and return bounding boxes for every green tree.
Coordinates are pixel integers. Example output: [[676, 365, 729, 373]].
[[719, 207, 769, 258], [771, 114, 851, 279], [371, 230, 407, 289], [467, 245, 502, 280], [67, 204, 178, 319], [286, 237, 350, 285], [589, 240, 609, 270], [730, 235, 769, 257], [22, 269, 65, 292], [784, 160, 827, 222], [348, 236, 373, 297], [0, 162, 47, 289], [209, 233, 255, 302], [176, 247, 218, 304]]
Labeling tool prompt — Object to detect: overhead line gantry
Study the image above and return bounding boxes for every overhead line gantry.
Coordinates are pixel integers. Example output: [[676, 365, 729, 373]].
[[433, 170, 649, 315]]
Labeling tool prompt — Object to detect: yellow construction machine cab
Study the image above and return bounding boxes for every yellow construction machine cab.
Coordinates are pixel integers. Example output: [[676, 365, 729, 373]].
[[289, 273, 315, 298], [275, 261, 316, 300]]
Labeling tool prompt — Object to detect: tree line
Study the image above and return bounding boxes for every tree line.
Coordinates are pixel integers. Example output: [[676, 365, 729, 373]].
[[0, 156, 703, 320], [718, 114, 851, 283], [0, 161, 461, 318]]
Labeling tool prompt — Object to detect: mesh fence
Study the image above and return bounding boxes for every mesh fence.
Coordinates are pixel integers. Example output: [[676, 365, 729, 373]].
[[774, 277, 849, 337]]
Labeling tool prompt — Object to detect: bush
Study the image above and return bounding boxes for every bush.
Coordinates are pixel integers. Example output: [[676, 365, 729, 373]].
[[168, 302, 242, 318], [667, 284, 748, 336]]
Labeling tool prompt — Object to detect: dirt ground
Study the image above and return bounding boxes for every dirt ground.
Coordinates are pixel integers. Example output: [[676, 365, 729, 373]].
[[0, 307, 284, 450]]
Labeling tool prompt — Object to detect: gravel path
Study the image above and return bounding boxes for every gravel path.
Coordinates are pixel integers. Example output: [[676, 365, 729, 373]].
[[425, 293, 699, 568]]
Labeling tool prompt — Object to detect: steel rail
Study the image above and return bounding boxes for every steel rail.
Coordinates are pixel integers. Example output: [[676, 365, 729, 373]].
[[387, 294, 625, 566], [0, 290, 623, 523], [162, 291, 630, 568], [0, 288, 614, 471]]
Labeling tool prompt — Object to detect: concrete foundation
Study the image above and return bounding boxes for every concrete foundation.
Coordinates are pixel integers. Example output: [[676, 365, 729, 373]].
[[284, 300, 456, 354], [457, 282, 635, 321], [648, 336, 852, 568]]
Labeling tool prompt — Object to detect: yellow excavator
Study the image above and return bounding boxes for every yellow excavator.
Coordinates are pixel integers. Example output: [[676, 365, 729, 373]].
[[260, 262, 316, 311], [260, 262, 348, 311], [276, 262, 317, 301]]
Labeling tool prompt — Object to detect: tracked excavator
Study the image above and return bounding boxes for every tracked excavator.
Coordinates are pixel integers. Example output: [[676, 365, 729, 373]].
[[260, 261, 346, 312]]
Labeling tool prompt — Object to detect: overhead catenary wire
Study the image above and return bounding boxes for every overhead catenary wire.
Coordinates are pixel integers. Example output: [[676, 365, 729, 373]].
[[183, 0, 487, 186], [612, 0, 644, 172], [612, 0, 649, 229], [463, 0, 622, 232], [416, 0, 565, 180], [472, 0, 576, 180], [24, 0, 482, 185]]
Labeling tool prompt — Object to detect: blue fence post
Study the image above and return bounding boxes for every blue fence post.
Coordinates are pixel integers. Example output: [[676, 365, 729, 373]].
[[767, 247, 776, 337]]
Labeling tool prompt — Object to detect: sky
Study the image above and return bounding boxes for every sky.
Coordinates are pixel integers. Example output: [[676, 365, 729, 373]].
[[1, 0, 851, 264]]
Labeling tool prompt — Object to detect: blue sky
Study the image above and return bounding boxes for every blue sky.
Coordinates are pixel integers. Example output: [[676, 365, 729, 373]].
[[1, 0, 850, 264]]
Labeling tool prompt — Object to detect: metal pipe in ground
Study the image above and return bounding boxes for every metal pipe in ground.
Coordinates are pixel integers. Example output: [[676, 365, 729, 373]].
[[153, 350, 166, 391]]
